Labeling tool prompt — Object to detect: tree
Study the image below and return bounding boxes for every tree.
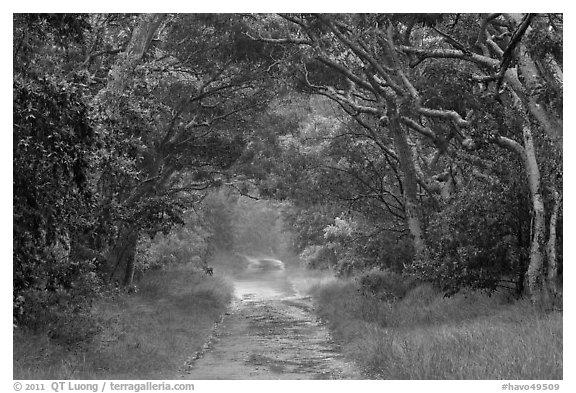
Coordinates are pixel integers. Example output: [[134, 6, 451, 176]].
[[12, 13, 281, 329], [247, 95, 412, 274], [86, 14, 278, 285], [13, 13, 562, 333], [248, 13, 562, 302]]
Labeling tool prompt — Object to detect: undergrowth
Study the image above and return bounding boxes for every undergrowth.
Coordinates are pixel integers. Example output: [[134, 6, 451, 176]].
[[13, 264, 232, 379], [309, 273, 562, 379]]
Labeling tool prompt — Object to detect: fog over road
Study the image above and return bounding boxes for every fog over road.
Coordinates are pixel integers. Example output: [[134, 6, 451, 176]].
[[179, 257, 360, 380]]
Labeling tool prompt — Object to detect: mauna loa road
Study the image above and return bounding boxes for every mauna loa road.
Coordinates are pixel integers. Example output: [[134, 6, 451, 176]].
[[180, 257, 360, 380]]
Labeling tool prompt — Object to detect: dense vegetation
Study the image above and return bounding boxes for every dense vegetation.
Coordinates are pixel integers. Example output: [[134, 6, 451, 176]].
[[13, 13, 562, 379]]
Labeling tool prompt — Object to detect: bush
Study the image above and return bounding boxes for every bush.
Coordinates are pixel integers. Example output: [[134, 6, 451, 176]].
[[15, 248, 103, 345], [135, 224, 207, 278], [357, 269, 415, 301], [417, 169, 532, 295], [13, 70, 98, 328], [299, 245, 337, 270]]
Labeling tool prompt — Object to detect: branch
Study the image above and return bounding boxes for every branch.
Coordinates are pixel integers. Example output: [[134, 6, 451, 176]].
[[475, 14, 504, 57], [401, 116, 437, 140], [82, 47, 125, 66], [399, 45, 499, 69], [383, 25, 418, 99], [224, 182, 260, 200], [493, 135, 526, 158], [324, 164, 405, 220], [316, 56, 376, 93], [485, 37, 504, 59], [406, 135, 441, 207], [186, 98, 259, 130], [330, 99, 398, 160], [164, 181, 214, 195], [173, 128, 213, 147], [496, 13, 535, 88], [432, 26, 473, 55], [419, 107, 470, 127], [317, 15, 405, 95], [244, 32, 313, 46], [301, 66, 380, 116], [347, 116, 397, 160], [278, 13, 308, 29], [384, 28, 471, 128]]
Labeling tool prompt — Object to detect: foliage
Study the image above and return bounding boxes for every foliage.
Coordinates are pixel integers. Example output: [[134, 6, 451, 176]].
[[357, 269, 416, 301], [232, 197, 285, 256], [299, 245, 337, 270], [260, 97, 414, 276], [525, 22, 562, 65], [137, 222, 207, 275], [13, 12, 278, 331], [201, 191, 237, 254], [13, 14, 100, 328], [408, 154, 531, 295], [252, 13, 562, 302], [13, 12, 563, 339]]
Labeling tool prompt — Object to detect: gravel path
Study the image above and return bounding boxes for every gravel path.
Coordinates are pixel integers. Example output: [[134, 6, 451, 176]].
[[179, 269, 360, 380]]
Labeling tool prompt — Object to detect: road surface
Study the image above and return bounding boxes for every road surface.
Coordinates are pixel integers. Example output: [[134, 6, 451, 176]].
[[179, 259, 360, 380]]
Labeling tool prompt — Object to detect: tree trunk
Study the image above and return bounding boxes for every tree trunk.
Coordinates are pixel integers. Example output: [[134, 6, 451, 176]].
[[521, 123, 547, 304], [387, 106, 428, 261], [497, 84, 551, 305], [108, 13, 166, 93], [98, 14, 166, 286], [122, 231, 139, 287], [108, 229, 139, 286], [546, 186, 561, 297], [505, 14, 563, 153]]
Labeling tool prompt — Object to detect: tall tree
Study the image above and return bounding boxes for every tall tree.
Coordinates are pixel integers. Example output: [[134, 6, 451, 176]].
[[87, 14, 278, 285], [249, 13, 562, 302]]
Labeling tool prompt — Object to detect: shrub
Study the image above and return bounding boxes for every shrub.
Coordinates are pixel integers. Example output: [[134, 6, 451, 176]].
[[357, 269, 415, 301], [15, 249, 103, 345], [135, 224, 208, 279], [14, 70, 98, 329], [299, 245, 337, 270]]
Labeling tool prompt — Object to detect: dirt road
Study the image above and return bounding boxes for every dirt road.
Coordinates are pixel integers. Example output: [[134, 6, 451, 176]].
[[179, 266, 361, 380]]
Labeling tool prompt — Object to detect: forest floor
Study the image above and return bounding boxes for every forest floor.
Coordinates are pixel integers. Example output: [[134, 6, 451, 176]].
[[178, 269, 361, 380]]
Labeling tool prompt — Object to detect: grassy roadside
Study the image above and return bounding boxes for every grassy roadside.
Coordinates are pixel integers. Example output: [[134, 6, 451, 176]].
[[308, 277, 562, 379], [13, 264, 233, 379]]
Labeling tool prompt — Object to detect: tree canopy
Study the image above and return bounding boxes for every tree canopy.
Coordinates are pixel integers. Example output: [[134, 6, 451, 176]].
[[13, 13, 563, 328]]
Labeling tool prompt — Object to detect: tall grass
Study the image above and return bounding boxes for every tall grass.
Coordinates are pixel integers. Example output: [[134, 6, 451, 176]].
[[14, 264, 233, 379], [309, 279, 562, 379]]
